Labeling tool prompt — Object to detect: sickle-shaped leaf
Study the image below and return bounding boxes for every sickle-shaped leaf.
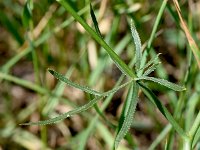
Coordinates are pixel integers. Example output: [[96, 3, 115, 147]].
[[114, 82, 139, 149]]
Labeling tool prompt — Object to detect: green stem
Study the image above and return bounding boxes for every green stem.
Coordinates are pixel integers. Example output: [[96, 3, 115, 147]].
[[0, 72, 48, 94], [148, 124, 172, 150], [138, 81, 189, 141], [57, 0, 136, 78], [141, 0, 168, 68], [147, 0, 168, 51], [31, 42, 40, 84], [0, 47, 31, 73], [189, 110, 200, 145]]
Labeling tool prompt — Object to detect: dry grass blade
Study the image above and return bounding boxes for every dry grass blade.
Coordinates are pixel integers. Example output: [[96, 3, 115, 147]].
[[173, 0, 200, 69]]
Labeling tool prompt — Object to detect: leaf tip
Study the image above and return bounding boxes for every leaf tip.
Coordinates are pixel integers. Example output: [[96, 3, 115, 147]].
[[114, 141, 119, 150], [48, 68, 54, 75], [19, 123, 29, 126]]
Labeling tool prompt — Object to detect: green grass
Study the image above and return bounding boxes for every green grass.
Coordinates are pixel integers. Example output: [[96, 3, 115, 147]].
[[0, 0, 200, 149]]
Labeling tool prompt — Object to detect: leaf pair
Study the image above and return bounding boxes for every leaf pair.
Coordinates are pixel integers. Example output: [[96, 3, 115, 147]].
[[137, 53, 161, 77], [135, 52, 185, 92], [20, 69, 132, 126]]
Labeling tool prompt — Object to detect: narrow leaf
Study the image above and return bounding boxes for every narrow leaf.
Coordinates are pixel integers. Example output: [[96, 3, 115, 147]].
[[138, 82, 189, 140], [0, 10, 23, 44], [139, 53, 161, 72], [189, 110, 200, 145], [20, 78, 131, 126], [90, 3, 103, 38], [173, 0, 200, 69], [131, 20, 142, 70], [192, 125, 200, 148], [48, 69, 132, 97], [142, 62, 160, 76], [115, 82, 139, 149], [136, 76, 186, 91], [20, 96, 103, 125], [48, 69, 102, 96], [22, 0, 32, 28], [93, 103, 116, 128]]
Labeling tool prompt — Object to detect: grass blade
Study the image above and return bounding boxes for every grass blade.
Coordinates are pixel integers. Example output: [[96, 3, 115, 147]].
[[114, 82, 139, 149], [93, 103, 116, 128], [138, 82, 189, 140], [136, 76, 186, 91], [173, 0, 200, 69], [147, 0, 168, 51], [0, 72, 48, 94], [192, 126, 200, 148], [22, 0, 32, 29], [189, 110, 200, 146], [0, 10, 23, 44], [148, 124, 172, 150], [90, 3, 103, 38], [131, 20, 142, 71]]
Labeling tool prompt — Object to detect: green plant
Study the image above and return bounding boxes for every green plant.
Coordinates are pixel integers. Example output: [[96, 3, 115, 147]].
[[18, 1, 200, 150]]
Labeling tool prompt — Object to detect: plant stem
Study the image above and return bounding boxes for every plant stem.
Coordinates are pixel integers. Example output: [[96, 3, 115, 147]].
[[56, 0, 136, 79], [138, 81, 189, 141], [147, 0, 168, 51], [0, 72, 48, 94], [141, 0, 168, 68], [189, 110, 200, 146]]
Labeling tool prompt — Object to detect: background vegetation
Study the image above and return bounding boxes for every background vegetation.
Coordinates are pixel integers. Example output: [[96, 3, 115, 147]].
[[0, 0, 200, 149]]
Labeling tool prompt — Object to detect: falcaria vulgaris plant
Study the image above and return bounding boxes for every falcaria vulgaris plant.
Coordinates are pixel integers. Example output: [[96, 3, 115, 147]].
[[21, 1, 199, 149]]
